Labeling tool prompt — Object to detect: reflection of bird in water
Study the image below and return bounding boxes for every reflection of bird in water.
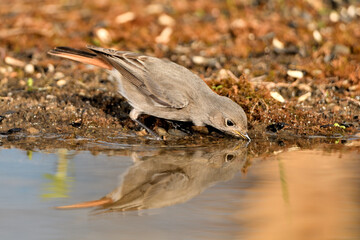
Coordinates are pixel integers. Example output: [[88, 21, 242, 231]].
[[57, 142, 248, 212]]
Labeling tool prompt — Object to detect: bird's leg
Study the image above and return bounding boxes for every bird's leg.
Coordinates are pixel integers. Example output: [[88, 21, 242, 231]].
[[133, 118, 162, 140], [130, 109, 162, 140]]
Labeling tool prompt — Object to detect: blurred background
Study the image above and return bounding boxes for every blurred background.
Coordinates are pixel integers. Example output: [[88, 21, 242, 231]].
[[0, 0, 359, 138]]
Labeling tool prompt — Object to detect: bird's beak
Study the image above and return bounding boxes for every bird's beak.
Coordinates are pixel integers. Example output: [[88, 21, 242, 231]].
[[234, 130, 251, 142]]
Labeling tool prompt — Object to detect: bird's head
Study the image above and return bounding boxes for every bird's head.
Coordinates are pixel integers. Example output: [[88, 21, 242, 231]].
[[207, 96, 250, 141]]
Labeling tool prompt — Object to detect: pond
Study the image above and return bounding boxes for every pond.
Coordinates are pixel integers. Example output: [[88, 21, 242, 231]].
[[0, 138, 359, 240]]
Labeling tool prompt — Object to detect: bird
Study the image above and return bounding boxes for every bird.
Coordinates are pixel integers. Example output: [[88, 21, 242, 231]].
[[48, 45, 250, 141]]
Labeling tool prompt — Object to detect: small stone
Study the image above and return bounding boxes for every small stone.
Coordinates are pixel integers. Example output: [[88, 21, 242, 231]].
[[46, 94, 57, 100], [24, 64, 35, 74], [155, 27, 173, 44], [270, 91, 286, 103], [54, 72, 64, 80], [287, 70, 304, 79], [19, 80, 26, 86], [47, 63, 55, 73], [272, 38, 284, 49], [192, 56, 206, 65], [146, 4, 164, 14], [158, 14, 175, 27], [329, 11, 340, 22], [56, 79, 67, 87], [115, 12, 136, 24], [0, 67, 6, 74], [218, 69, 229, 79], [313, 30, 322, 42], [333, 44, 350, 55], [27, 127, 39, 134], [298, 92, 311, 102], [349, 85, 359, 91], [347, 5, 356, 18], [192, 126, 209, 134], [0, 77, 8, 85], [230, 18, 246, 29], [298, 84, 312, 92], [5, 56, 25, 67], [95, 28, 112, 44]]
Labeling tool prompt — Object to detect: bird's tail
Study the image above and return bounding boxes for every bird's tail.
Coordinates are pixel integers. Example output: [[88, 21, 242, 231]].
[[55, 197, 113, 210], [48, 46, 112, 70]]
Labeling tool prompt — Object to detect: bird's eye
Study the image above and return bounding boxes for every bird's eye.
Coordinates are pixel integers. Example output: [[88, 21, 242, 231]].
[[226, 119, 234, 127], [225, 154, 235, 162]]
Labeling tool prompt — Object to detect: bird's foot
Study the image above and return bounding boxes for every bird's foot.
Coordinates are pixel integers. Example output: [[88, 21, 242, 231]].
[[133, 119, 162, 140]]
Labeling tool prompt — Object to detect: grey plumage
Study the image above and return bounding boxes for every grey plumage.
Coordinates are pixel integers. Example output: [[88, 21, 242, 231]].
[[48, 45, 250, 140]]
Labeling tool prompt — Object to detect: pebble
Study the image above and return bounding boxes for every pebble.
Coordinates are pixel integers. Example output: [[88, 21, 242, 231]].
[[47, 63, 55, 73], [158, 14, 175, 27], [298, 84, 312, 92], [347, 5, 356, 18], [0, 67, 6, 74], [27, 127, 40, 134], [0, 78, 8, 85], [54, 72, 65, 80], [24, 64, 35, 74], [46, 94, 57, 100], [230, 18, 246, 29], [298, 92, 311, 102], [155, 27, 173, 44], [115, 12, 136, 24], [146, 4, 164, 14], [19, 80, 26, 86], [313, 30, 322, 43], [56, 79, 67, 87], [5, 56, 25, 67], [333, 44, 350, 55], [192, 56, 206, 65], [95, 28, 112, 44], [270, 91, 286, 103], [217, 69, 238, 81], [329, 11, 340, 22], [349, 85, 359, 91], [287, 70, 304, 79], [218, 69, 229, 79], [272, 38, 284, 49], [192, 56, 219, 68]]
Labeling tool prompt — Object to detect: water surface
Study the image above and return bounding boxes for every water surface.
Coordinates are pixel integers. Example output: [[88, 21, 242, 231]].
[[0, 140, 359, 240]]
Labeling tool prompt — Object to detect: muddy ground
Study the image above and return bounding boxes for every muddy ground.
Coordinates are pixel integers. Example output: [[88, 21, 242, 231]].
[[0, 0, 359, 151]]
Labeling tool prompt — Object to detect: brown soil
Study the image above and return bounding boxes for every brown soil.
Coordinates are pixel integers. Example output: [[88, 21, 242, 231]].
[[1, 0, 359, 150]]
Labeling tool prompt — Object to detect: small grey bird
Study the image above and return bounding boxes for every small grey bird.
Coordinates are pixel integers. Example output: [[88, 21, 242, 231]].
[[48, 45, 250, 140]]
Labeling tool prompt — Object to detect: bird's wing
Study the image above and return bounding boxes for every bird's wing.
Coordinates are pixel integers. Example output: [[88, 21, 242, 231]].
[[87, 45, 189, 109]]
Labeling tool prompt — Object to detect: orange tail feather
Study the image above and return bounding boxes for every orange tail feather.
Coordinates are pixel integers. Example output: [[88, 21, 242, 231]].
[[55, 197, 113, 210], [48, 47, 112, 70]]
